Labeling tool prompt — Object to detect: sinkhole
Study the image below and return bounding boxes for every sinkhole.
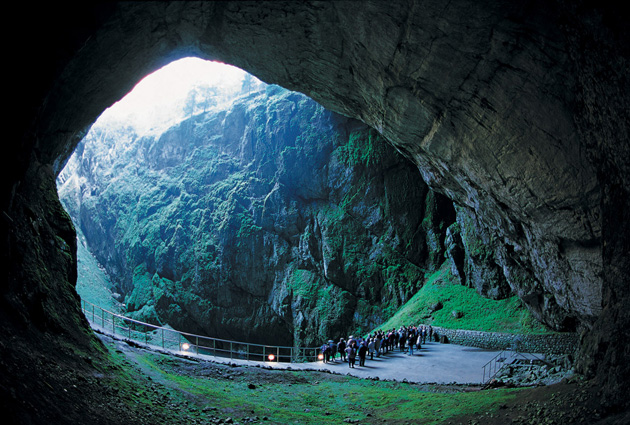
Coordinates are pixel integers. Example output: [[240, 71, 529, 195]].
[[56, 56, 549, 357]]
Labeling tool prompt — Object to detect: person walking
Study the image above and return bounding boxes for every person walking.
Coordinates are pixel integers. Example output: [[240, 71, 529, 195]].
[[358, 341, 368, 366], [408, 330, 416, 355], [321, 343, 331, 363], [399, 329, 407, 353], [375, 334, 382, 357], [346, 343, 357, 368], [329, 340, 337, 361], [338, 338, 347, 362]]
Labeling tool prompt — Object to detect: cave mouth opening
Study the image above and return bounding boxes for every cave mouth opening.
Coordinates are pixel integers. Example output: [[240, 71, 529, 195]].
[[56, 53, 459, 350], [88, 57, 260, 137], [56, 48, 562, 352], [56, 56, 269, 319]]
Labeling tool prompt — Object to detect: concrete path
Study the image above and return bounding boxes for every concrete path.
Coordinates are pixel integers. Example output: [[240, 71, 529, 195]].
[[93, 325, 508, 385], [165, 340, 502, 385], [245, 342, 500, 384]]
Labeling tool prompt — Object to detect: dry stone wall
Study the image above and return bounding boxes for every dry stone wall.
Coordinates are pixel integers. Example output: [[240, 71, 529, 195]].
[[429, 326, 578, 356]]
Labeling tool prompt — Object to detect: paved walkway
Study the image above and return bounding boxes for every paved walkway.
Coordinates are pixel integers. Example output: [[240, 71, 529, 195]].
[[137, 337, 504, 385], [225, 342, 501, 384], [92, 323, 513, 385]]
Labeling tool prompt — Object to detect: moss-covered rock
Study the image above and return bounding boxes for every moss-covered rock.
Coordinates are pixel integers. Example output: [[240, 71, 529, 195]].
[[59, 85, 457, 347]]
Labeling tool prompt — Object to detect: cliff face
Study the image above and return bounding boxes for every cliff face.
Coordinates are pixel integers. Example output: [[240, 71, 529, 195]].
[[5, 0, 629, 416], [59, 86, 455, 347]]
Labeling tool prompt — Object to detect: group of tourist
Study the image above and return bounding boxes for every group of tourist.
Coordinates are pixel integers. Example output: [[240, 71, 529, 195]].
[[320, 325, 435, 368]]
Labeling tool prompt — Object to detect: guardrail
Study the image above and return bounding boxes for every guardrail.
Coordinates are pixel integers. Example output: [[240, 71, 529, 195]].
[[81, 300, 321, 363], [482, 350, 509, 383], [482, 347, 551, 384]]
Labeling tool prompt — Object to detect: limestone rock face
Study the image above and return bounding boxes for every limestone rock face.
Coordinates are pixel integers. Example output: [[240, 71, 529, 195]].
[[59, 86, 452, 347], [25, 1, 605, 330], [5, 0, 629, 412]]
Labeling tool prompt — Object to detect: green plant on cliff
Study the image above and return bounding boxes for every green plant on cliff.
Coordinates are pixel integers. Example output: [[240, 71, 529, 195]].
[[374, 261, 553, 334], [338, 127, 389, 168], [61, 77, 459, 348]]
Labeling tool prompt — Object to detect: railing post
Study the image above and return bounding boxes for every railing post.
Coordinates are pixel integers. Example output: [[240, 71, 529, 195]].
[[230, 341, 233, 360]]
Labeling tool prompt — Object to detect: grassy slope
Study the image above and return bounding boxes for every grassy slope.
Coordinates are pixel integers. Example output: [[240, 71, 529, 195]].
[[75, 228, 124, 314], [74, 233, 553, 337], [374, 261, 554, 335]]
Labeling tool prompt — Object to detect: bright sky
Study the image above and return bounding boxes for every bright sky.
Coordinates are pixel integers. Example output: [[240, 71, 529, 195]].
[[97, 57, 250, 133]]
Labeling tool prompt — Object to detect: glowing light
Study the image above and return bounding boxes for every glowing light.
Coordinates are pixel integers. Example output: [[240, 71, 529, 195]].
[[267, 354, 275, 361], [97, 57, 252, 134], [182, 343, 191, 351], [318, 353, 324, 361]]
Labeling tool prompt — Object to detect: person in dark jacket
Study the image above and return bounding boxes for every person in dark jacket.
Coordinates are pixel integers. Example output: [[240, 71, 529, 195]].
[[358, 341, 368, 366], [338, 338, 347, 362]]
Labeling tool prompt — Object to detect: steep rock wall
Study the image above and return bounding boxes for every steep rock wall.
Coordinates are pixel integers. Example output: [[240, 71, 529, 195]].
[[23, 1, 605, 332], [59, 86, 455, 347]]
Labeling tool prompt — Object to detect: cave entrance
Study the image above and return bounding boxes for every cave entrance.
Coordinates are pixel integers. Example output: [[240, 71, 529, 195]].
[[57, 56, 270, 330], [57, 54, 551, 351], [56, 55, 460, 349]]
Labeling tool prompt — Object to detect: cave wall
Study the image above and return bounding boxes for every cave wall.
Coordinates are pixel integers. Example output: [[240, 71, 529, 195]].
[[5, 0, 629, 410]]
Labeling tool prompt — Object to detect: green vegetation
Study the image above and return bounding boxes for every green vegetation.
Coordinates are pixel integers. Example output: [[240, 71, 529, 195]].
[[62, 79, 550, 351], [374, 262, 554, 334], [74, 228, 123, 314], [289, 268, 319, 300], [338, 128, 389, 168], [122, 346, 524, 425]]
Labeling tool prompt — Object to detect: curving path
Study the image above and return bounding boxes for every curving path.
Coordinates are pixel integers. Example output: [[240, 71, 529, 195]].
[[163, 339, 503, 385], [86, 306, 507, 385]]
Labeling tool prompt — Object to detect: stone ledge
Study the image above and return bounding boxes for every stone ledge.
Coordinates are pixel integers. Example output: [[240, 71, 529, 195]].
[[429, 326, 578, 355]]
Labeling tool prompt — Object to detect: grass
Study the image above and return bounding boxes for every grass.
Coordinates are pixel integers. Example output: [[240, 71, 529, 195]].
[[124, 347, 525, 425], [374, 261, 554, 335]]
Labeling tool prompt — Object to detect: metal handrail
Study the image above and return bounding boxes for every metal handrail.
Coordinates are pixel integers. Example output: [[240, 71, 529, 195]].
[[482, 349, 511, 384], [482, 346, 550, 384], [80, 299, 321, 363]]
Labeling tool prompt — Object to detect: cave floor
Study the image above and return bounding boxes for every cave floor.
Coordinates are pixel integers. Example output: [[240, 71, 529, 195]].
[[101, 332, 628, 424], [88, 322, 544, 385], [6, 328, 629, 425], [174, 340, 512, 385]]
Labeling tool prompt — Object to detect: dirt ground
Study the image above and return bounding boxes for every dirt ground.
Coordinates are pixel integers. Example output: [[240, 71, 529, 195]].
[[3, 332, 630, 425]]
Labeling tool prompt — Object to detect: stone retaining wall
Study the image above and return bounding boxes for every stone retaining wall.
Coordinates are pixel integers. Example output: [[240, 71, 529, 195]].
[[428, 326, 578, 355]]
